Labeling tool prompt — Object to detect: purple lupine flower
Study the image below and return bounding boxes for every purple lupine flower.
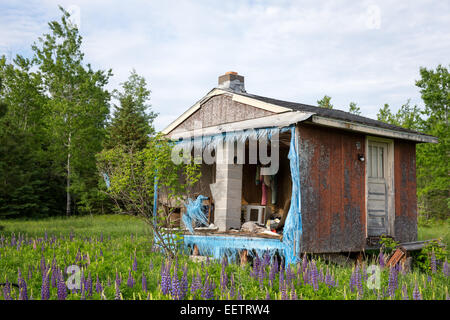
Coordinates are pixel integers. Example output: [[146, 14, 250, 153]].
[[229, 274, 236, 298], [18, 270, 28, 301], [279, 265, 285, 290], [160, 262, 171, 295], [302, 255, 308, 273], [191, 272, 202, 295], [325, 268, 334, 288], [430, 251, 437, 274], [51, 267, 58, 288], [286, 266, 294, 286], [41, 272, 50, 300], [201, 277, 214, 300], [127, 270, 135, 288], [170, 271, 182, 300], [180, 266, 188, 299], [258, 265, 264, 289], [354, 265, 363, 297], [132, 255, 138, 271], [290, 287, 298, 300], [96, 275, 102, 293], [19, 281, 28, 300], [237, 288, 242, 300], [263, 252, 271, 269], [57, 271, 67, 300], [141, 272, 147, 293], [114, 283, 122, 300], [401, 284, 408, 300], [2, 279, 11, 300], [310, 261, 319, 291], [272, 255, 279, 274], [115, 271, 121, 287], [388, 266, 398, 298], [265, 290, 271, 300], [378, 251, 385, 268], [412, 282, 421, 300], [280, 281, 288, 300], [220, 264, 228, 290], [269, 264, 276, 286], [86, 272, 93, 296], [319, 268, 325, 283], [40, 255, 46, 274]]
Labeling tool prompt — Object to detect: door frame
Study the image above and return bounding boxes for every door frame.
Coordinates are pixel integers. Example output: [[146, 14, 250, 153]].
[[365, 136, 395, 238]]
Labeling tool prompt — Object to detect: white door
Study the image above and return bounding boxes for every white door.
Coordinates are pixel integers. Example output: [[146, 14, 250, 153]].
[[367, 141, 389, 236]]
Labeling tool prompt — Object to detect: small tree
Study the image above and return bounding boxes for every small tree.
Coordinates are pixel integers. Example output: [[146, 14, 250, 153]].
[[97, 134, 200, 259], [348, 102, 361, 115], [317, 95, 333, 109]]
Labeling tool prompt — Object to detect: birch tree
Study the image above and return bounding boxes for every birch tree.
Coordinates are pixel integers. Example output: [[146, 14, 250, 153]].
[[32, 7, 111, 215]]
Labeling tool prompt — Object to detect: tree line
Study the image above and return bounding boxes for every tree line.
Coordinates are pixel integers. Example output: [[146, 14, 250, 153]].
[[0, 8, 155, 218], [317, 65, 449, 220]]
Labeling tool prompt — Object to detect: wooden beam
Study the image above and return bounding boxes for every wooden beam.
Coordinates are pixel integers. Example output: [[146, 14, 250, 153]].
[[168, 111, 314, 140], [311, 115, 438, 143]]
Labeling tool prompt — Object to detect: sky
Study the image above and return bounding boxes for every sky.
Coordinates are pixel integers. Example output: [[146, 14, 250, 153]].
[[1, 0, 449, 131]]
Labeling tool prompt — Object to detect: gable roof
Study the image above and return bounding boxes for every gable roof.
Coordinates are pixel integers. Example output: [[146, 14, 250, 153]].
[[162, 87, 438, 143]]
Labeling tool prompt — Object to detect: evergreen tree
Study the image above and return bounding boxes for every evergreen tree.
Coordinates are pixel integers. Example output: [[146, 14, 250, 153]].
[[348, 102, 361, 115], [105, 70, 157, 151], [317, 95, 333, 109]]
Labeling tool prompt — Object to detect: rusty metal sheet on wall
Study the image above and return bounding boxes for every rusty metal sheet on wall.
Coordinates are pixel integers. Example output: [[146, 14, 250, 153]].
[[299, 124, 366, 253]]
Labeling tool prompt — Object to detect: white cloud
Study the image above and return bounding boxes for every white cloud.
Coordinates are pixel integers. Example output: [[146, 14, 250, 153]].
[[1, 0, 449, 130]]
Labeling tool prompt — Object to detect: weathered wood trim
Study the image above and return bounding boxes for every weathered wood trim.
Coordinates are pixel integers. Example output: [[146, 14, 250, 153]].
[[311, 115, 438, 143], [232, 94, 293, 113], [169, 111, 314, 140]]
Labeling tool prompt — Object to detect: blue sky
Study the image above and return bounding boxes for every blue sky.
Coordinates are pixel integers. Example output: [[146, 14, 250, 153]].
[[1, 0, 449, 131]]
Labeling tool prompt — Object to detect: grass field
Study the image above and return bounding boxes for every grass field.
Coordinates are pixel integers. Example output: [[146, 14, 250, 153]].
[[0, 214, 448, 300], [418, 219, 450, 249]]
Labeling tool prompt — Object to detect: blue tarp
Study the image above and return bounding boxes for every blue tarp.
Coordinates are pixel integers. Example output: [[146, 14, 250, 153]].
[[282, 125, 303, 263], [182, 195, 209, 234]]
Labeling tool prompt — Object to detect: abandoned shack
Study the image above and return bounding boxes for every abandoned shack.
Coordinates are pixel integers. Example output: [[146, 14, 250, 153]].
[[160, 71, 438, 264]]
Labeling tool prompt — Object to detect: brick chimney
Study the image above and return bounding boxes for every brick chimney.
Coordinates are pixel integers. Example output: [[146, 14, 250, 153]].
[[218, 71, 246, 93]]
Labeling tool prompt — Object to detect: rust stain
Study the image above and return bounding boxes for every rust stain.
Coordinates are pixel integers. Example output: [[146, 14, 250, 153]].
[[394, 140, 418, 243], [299, 124, 366, 253]]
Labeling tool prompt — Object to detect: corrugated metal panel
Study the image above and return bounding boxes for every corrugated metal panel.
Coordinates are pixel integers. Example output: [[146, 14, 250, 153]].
[[298, 124, 366, 253]]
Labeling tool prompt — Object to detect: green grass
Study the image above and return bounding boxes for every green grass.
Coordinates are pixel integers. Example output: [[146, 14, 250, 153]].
[[418, 219, 450, 248], [0, 214, 149, 238]]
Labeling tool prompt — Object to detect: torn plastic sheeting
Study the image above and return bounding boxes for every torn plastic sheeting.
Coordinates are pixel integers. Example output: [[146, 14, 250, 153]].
[[174, 126, 290, 151], [282, 125, 302, 263], [183, 234, 290, 263], [182, 195, 209, 234]]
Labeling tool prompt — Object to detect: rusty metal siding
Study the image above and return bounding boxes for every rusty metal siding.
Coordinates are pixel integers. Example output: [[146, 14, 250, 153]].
[[394, 140, 418, 243], [298, 124, 366, 253], [171, 94, 274, 134]]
